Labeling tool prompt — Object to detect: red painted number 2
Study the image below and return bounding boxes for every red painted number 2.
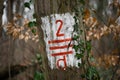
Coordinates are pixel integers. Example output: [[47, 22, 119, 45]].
[[56, 20, 64, 37]]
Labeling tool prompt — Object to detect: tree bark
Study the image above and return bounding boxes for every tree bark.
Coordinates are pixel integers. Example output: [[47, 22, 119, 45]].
[[34, 0, 81, 80], [0, 0, 4, 38], [7, 0, 14, 22]]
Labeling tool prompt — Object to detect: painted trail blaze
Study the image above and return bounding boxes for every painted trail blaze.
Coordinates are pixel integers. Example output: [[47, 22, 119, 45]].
[[41, 13, 81, 70]]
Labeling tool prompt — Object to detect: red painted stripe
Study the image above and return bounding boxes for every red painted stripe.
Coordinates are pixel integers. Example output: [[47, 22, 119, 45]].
[[49, 45, 73, 50], [48, 38, 72, 44], [51, 51, 73, 56]]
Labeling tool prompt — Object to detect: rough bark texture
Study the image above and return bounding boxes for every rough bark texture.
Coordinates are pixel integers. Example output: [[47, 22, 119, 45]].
[[6, 1, 15, 80], [34, 0, 82, 80]]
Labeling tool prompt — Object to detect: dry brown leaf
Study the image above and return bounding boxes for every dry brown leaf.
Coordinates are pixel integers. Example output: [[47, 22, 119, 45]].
[[19, 34, 24, 39], [24, 36, 29, 42], [83, 9, 90, 20], [35, 39, 39, 43]]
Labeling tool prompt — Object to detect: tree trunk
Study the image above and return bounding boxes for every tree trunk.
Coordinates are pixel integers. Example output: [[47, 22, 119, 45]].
[[34, 0, 81, 80], [0, 0, 4, 38], [6, 1, 15, 80]]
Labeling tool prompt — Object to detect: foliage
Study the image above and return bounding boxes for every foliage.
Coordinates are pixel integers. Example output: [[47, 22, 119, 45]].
[[3, 14, 39, 42], [34, 71, 44, 80], [34, 53, 45, 80], [73, 0, 120, 80], [3, 0, 39, 43], [36, 53, 42, 64], [73, 0, 99, 80], [24, 0, 33, 10], [28, 21, 37, 28], [24, 2, 31, 10]]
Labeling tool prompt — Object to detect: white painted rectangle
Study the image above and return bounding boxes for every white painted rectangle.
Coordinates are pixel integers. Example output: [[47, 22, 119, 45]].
[[41, 13, 80, 70]]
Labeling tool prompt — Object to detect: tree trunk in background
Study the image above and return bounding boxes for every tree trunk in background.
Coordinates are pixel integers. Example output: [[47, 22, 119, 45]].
[[0, 0, 17, 80], [0, 0, 4, 38], [6, 1, 15, 80], [0, 0, 39, 80], [34, 0, 81, 80], [7, 0, 14, 22]]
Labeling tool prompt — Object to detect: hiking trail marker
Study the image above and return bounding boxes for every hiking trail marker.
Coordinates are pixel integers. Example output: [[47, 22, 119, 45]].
[[41, 13, 81, 70]]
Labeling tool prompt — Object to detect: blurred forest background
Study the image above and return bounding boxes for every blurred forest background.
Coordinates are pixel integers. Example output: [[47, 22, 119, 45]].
[[0, 0, 120, 80]]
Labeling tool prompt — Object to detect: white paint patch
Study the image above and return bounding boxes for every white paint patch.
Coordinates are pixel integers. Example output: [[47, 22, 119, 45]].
[[41, 13, 81, 69]]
